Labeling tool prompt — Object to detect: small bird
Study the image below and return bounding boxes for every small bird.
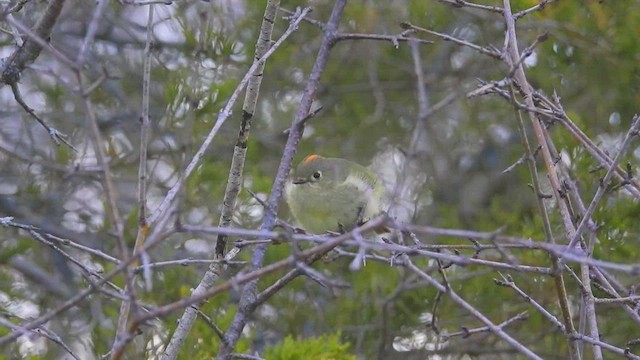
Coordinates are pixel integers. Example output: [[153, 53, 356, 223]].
[[285, 154, 387, 234]]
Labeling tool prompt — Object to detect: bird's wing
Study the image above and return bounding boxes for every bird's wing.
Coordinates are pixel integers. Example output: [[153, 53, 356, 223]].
[[345, 171, 376, 198]]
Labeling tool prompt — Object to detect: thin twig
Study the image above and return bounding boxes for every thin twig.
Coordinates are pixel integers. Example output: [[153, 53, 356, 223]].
[[495, 273, 565, 332], [127, 218, 387, 331], [400, 22, 502, 59], [404, 256, 543, 359], [148, 7, 312, 227], [564, 114, 640, 252], [218, 2, 346, 356], [111, 6, 156, 355], [437, 0, 503, 13], [9, 83, 75, 149], [443, 311, 529, 340], [502, 1, 582, 358], [514, 0, 556, 19]]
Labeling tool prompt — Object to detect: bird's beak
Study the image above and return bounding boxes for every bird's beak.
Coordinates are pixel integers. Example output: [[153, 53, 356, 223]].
[[292, 178, 307, 185]]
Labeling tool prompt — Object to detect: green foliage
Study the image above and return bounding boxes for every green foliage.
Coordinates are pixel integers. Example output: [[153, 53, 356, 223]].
[[40, 83, 67, 108], [531, 0, 639, 124], [263, 333, 356, 360], [0, 238, 31, 264]]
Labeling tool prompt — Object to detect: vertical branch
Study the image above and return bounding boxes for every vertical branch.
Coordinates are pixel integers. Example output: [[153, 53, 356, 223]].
[[410, 40, 430, 119], [160, 6, 312, 360], [76, 82, 125, 246], [509, 90, 579, 353], [146, 9, 310, 230], [136, 5, 154, 265], [578, 263, 600, 360], [502, 1, 584, 358], [78, 75, 128, 356], [70, 0, 127, 273], [541, 124, 603, 359], [160, 1, 283, 358], [503, 5, 575, 244], [111, 4, 155, 356], [217, 1, 347, 357], [214, 0, 281, 258]]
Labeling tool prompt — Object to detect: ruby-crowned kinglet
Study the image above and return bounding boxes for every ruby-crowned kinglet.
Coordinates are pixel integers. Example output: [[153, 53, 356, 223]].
[[285, 154, 387, 234]]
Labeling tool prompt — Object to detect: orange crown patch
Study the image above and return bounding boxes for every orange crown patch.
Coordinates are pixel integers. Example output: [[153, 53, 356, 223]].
[[302, 154, 320, 164]]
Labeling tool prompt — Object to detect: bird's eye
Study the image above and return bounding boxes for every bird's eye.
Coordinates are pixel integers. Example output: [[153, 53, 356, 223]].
[[312, 171, 322, 180]]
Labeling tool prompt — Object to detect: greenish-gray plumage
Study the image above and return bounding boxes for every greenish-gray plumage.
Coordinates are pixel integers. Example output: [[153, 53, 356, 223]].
[[285, 155, 386, 234]]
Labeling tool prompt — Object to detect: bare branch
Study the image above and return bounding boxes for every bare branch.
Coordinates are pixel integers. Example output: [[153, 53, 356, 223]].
[[564, 114, 640, 252], [400, 22, 502, 59], [219, 2, 346, 356]]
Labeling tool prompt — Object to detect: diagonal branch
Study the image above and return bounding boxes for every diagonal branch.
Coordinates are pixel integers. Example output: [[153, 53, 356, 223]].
[[1, 0, 68, 84], [404, 257, 543, 359], [564, 114, 640, 251], [217, 1, 347, 357], [160, 1, 293, 359], [502, 1, 585, 359]]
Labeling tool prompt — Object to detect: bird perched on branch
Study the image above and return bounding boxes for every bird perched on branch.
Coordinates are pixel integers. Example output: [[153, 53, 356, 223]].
[[285, 154, 388, 234]]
